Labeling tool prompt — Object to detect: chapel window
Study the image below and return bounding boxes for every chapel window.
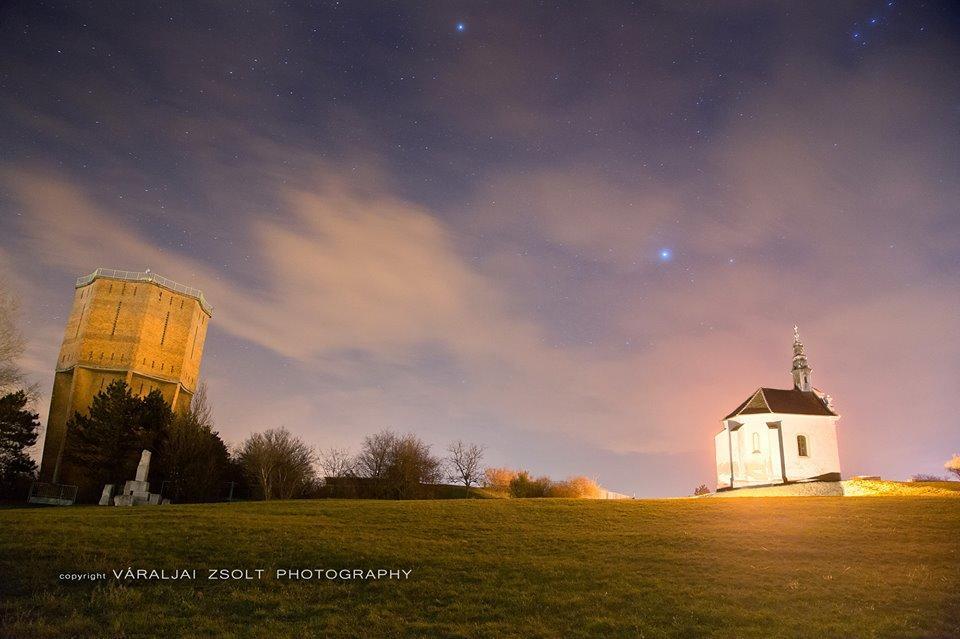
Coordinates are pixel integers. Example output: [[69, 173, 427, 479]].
[[797, 435, 809, 457], [752, 432, 760, 453]]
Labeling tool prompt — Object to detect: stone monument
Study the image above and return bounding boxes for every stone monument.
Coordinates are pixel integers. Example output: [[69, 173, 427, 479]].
[[110, 449, 166, 506], [99, 484, 115, 505]]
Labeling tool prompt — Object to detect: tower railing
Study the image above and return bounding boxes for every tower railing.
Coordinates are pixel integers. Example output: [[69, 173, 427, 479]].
[[76, 268, 213, 314]]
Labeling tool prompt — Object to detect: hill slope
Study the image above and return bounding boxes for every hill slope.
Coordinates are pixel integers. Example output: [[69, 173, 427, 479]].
[[709, 479, 960, 498], [1, 498, 958, 638]]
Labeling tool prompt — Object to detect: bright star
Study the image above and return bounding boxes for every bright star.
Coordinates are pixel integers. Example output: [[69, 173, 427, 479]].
[[455, 22, 466, 32], [658, 248, 673, 262]]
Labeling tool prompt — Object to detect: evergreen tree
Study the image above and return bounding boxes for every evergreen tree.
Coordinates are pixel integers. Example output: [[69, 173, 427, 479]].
[[0, 390, 39, 497], [138, 388, 173, 454], [65, 380, 173, 491]]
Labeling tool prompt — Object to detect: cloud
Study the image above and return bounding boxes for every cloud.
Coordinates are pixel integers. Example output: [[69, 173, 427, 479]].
[[3, 166, 695, 457], [2, 2, 958, 494]]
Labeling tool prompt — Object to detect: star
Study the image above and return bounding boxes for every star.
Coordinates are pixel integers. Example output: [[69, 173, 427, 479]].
[[658, 248, 673, 262], [455, 22, 466, 33]]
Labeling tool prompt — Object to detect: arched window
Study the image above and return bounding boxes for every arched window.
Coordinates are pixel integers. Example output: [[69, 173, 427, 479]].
[[797, 435, 808, 457], [752, 432, 760, 453]]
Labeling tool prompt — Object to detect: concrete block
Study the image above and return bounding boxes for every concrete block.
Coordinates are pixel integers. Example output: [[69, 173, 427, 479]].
[[123, 480, 150, 494], [99, 484, 115, 506], [113, 494, 134, 506]]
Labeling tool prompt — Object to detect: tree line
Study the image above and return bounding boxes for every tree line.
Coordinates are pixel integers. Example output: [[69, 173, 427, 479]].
[[5, 281, 960, 503], [2, 368, 605, 503]]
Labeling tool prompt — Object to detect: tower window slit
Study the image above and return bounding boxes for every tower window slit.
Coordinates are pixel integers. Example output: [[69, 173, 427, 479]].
[[161, 311, 170, 345], [111, 301, 122, 335]]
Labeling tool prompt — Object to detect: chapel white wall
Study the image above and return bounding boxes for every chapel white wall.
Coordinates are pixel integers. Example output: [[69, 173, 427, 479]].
[[714, 413, 840, 489]]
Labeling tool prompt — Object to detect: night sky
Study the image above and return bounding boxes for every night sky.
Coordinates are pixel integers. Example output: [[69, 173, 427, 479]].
[[1, 1, 958, 496]]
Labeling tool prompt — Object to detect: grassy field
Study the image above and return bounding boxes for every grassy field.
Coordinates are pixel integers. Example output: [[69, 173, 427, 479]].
[[1, 497, 958, 638]]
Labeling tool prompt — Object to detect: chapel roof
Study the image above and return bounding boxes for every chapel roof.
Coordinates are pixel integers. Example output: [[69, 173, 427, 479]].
[[723, 387, 837, 421]]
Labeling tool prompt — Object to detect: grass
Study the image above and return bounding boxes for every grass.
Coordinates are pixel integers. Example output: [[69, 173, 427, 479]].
[[1, 497, 958, 638]]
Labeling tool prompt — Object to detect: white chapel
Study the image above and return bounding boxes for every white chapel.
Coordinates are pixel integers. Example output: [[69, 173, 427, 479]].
[[714, 327, 841, 491]]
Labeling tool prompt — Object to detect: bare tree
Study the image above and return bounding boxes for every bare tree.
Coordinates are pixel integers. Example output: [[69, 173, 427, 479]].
[[0, 281, 34, 398], [355, 429, 442, 498], [238, 427, 316, 500], [355, 430, 396, 479], [446, 440, 485, 496], [318, 447, 355, 478], [388, 433, 442, 499]]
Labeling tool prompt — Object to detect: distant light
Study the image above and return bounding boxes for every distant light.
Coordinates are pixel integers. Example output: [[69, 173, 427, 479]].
[[852, 31, 862, 40], [456, 22, 466, 32], [658, 248, 673, 262]]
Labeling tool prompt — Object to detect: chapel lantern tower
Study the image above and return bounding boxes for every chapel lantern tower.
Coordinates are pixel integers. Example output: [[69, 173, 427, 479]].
[[791, 325, 812, 391]]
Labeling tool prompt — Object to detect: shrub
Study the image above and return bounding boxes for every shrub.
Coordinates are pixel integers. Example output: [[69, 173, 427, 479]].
[[509, 471, 552, 498], [549, 476, 601, 498], [484, 467, 518, 491], [694, 484, 711, 496], [910, 474, 944, 482]]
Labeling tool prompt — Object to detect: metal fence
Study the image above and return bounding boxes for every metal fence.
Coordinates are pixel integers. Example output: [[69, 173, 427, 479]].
[[27, 482, 78, 506], [75, 268, 213, 314]]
